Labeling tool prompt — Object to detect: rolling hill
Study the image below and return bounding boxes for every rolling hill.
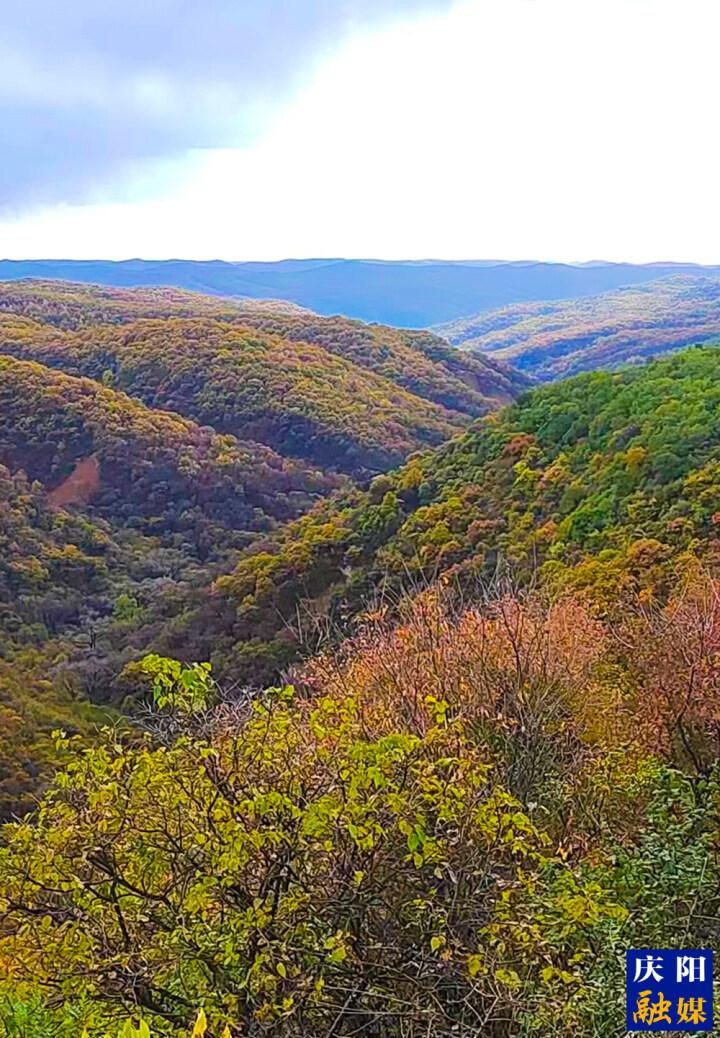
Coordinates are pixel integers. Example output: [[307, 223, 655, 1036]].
[[5, 329, 720, 1038], [0, 354, 336, 558], [0, 353, 344, 817], [180, 345, 720, 685], [0, 281, 527, 476], [6, 283, 720, 860], [2, 258, 720, 325], [0, 280, 530, 816], [436, 274, 720, 380], [0, 279, 527, 418]]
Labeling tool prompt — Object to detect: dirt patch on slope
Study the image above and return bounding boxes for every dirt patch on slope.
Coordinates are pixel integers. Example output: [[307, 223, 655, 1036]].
[[48, 455, 101, 509]]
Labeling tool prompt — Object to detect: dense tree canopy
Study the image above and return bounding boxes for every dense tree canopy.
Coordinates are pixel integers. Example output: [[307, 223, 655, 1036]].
[[5, 282, 720, 1037], [2, 587, 720, 1037], [0, 281, 527, 477], [0, 282, 528, 815], [0, 355, 335, 556], [436, 274, 720, 380], [195, 347, 720, 685]]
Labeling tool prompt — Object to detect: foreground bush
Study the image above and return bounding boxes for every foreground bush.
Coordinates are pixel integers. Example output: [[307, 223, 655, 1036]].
[[0, 682, 557, 1035], [2, 588, 720, 1037]]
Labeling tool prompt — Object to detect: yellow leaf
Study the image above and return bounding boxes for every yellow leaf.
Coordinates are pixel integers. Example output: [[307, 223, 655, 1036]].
[[192, 1009, 207, 1038], [496, 967, 521, 991]]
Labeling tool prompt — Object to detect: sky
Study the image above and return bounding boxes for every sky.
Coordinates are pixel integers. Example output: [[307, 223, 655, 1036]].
[[1, 0, 719, 263]]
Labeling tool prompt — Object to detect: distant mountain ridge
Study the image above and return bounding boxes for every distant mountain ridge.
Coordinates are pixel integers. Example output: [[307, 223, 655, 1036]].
[[435, 274, 720, 380], [2, 258, 720, 326]]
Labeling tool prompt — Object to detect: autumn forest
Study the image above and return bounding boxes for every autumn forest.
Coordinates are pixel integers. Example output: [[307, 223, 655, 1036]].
[[2, 276, 720, 1038]]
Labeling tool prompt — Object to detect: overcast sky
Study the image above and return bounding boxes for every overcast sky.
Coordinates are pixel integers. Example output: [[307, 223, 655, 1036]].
[[1, 0, 718, 262]]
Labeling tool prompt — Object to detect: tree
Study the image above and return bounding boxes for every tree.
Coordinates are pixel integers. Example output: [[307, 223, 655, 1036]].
[[0, 672, 558, 1037]]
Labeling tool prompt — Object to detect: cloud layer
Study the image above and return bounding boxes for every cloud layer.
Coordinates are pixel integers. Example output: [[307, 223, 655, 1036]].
[[0, 0, 452, 208]]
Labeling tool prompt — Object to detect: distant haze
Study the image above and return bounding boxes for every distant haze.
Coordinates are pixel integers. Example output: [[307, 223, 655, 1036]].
[[3, 259, 720, 326]]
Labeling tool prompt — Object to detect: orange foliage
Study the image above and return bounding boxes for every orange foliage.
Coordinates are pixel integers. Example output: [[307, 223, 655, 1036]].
[[616, 566, 720, 770], [300, 571, 720, 783], [299, 586, 609, 798]]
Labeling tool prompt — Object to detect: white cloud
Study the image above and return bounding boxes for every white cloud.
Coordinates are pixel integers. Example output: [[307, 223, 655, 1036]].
[[2, 0, 719, 261]]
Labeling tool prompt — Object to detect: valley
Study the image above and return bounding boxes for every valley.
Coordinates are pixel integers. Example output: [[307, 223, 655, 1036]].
[[3, 2, 718, 1034], [2, 273, 720, 1038]]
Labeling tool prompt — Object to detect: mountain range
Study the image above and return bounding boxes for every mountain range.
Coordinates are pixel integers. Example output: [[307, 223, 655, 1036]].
[[2, 257, 720, 325]]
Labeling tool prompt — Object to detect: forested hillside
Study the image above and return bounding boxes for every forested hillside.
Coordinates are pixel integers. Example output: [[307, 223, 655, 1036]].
[[0, 281, 526, 475], [5, 291, 720, 1037], [0, 280, 527, 410], [0, 355, 335, 549], [188, 346, 720, 683], [0, 462, 121, 817], [0, 353, 339, 817], [437, 274, 720, 380], [0, 281, 528, 818], [4, 0, 720, 1028]]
